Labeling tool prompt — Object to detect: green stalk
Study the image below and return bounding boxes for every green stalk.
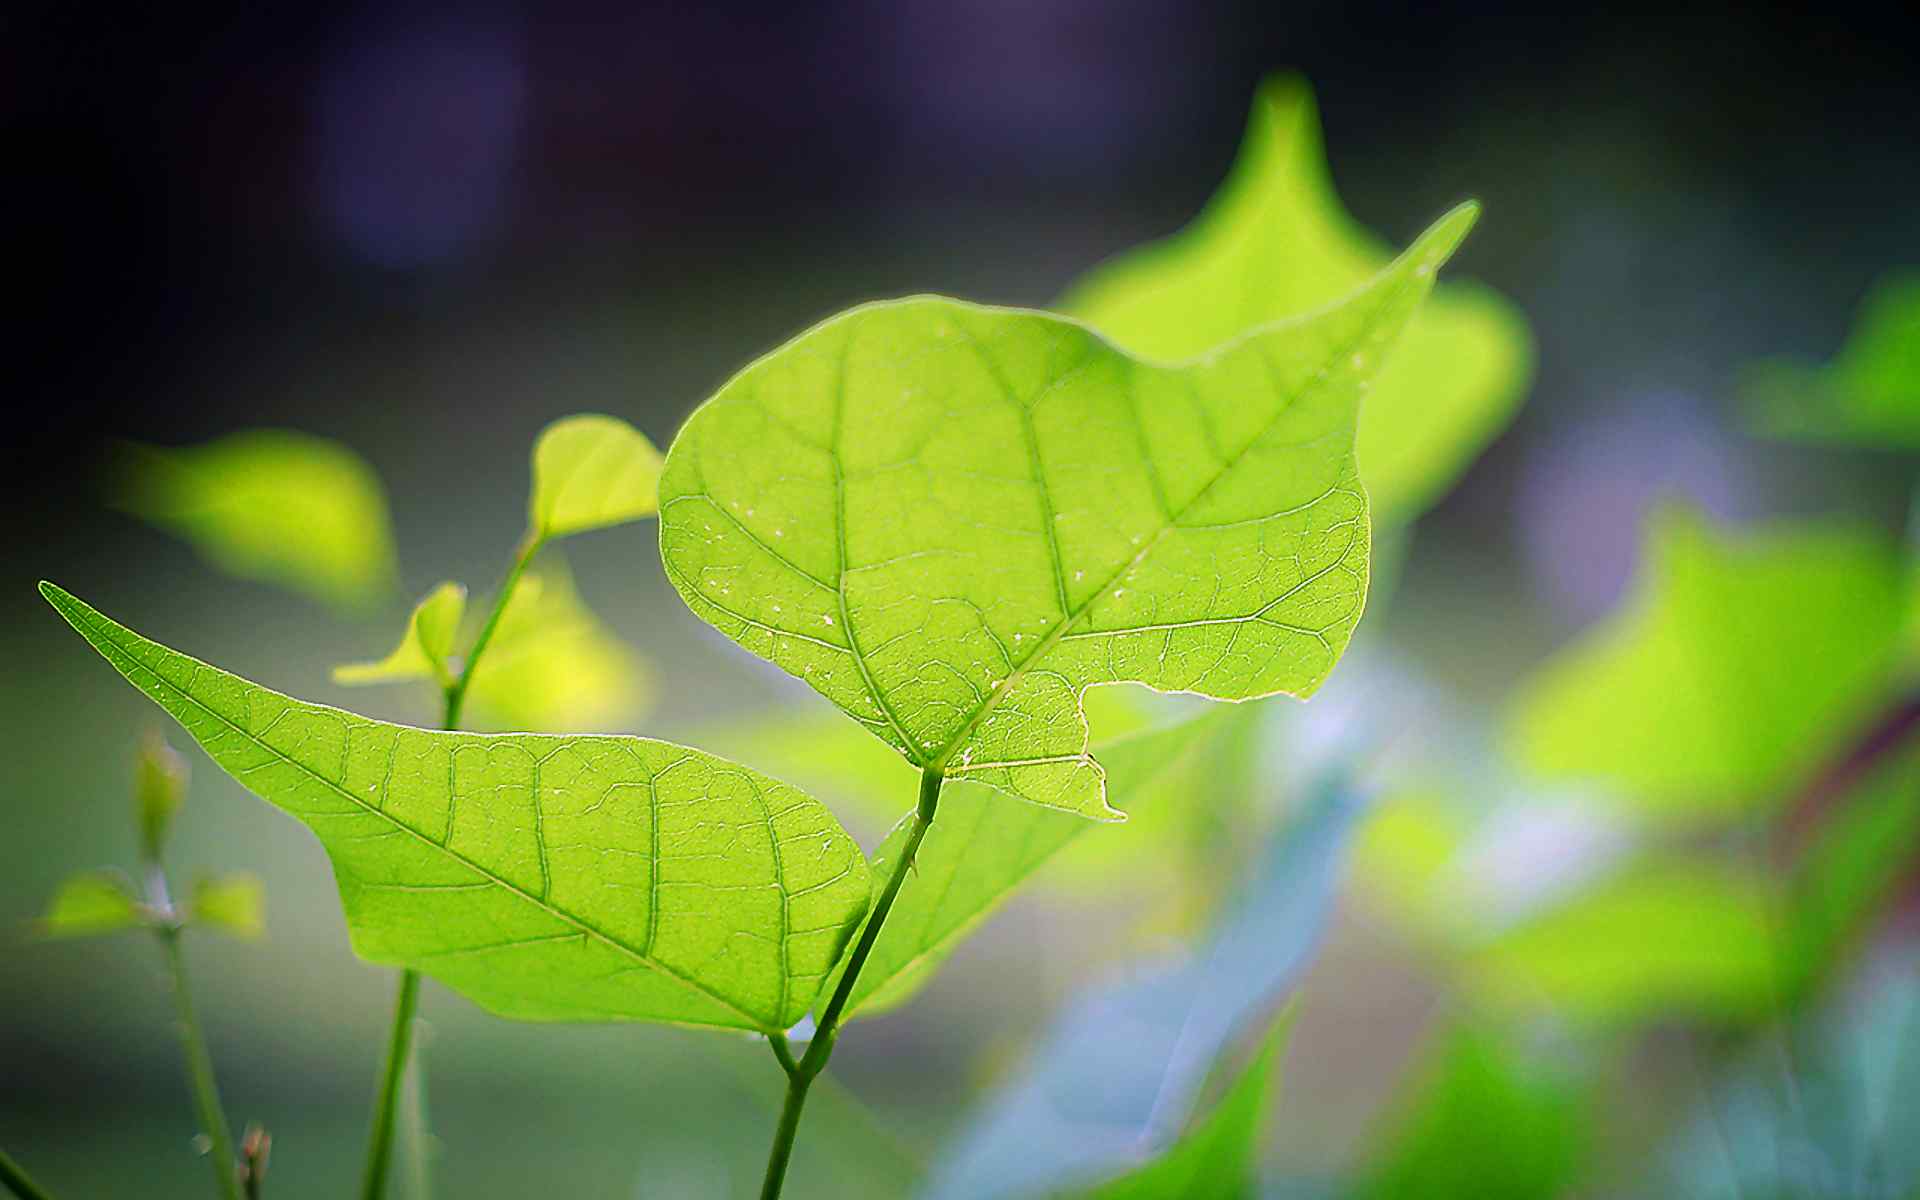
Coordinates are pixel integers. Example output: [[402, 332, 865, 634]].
[[757, 767, 943, 1200], [0, 1148, 56, 1200], [160, 923, 241, 1200], [360, 536, 541, 1200]]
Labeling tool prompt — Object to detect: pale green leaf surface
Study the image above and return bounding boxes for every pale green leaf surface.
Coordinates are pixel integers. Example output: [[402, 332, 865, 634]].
[[1506, 507, 1908, 821], [827, 709, 1249, 1020], [187, 872, 266, 939], [661, 207, 1475, 821], [1744, 272, 1920, 449], [529, 414, 665, 539], [111, 430, 398, 610], [135, 730, 189, 862], [42, 582, 871, 1033], [334, 582, 468, 689], [1059, 76, 1532, 525], [40, 872, 141, 939]]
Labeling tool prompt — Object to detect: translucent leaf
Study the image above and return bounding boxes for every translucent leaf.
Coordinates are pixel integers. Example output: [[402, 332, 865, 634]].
[[1059, 76, 1532, 525], [111, 430, 398, 610], [39, 871, 142, 939], [42, 582, 871, 1033], [333, 582, 468, 689], [661, 208, 1475, 821], [1506, 507, 1909, 822], [135, 729, 189, 862], [1744, 272, 1920, 449], [186, 872, 266, 939], [528, 414, 665, 539]]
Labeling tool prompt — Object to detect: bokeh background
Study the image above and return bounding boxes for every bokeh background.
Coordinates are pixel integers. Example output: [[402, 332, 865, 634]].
[[5, 3, 1918, 1197]]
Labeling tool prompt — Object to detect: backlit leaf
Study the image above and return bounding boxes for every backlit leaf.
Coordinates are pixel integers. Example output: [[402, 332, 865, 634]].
[[111, 430, 398, 610], [1744, 272, 1920, 449], [529, 414, 665, 540], [333, 582, 468, 690], [661, 207, 1476, 821], [1060, 76, 1531, 525], [186, 872, 266, 939], [39, 871, 142, 939], [42, 582, 871, 1033]]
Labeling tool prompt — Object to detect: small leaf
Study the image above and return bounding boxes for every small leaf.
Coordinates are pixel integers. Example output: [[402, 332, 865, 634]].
[[1506, 506, 1909, 821], [661, 207, 1475, 821], [135, 729, 190, 862], [1743, 271, 1920, 449], [40, 871, 142, 939], [529, 414, 665, 540], [1059, 76, 1532, 525], [111, 430, 398, 610], [186, 872, 266, 939], [334, 582, 468, 690], [42, 581, 871, 1033]]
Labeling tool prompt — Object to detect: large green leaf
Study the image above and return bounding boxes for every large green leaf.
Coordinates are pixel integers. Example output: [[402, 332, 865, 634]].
[[111, 430, 398, 610], [42, 582, 870, 1033], [661, 207, 1475, 821], [1059, 76, 1531, 525], [1743, 271, 1920, 449], [1506, 507, 1909, 821]]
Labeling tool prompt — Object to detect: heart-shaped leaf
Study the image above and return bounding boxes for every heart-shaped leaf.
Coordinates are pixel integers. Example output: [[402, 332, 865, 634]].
[[661, 206, 1475, 820], [43, 582, 870, 1033], [529, 413, 665, 540]]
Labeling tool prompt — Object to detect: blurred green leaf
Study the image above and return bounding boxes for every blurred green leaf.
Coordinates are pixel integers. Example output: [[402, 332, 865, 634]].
[[528, 414, 665, 540], [1506, 506, 1908, 822], [334, 582, 468, 690], [661, 211, 1475, 821], [1355, 1027, 1587, 1200], [39, 871, 142, 939], [111, 430, 398, 610], [1073, 1003, 1296, 1200], [1744, 272, 1920, 449], [1059, 75, 1532, 526], [186, 872, 265, 939], [1349, 787, 1474, 945], [134, 729, 189, 863], [42, 582, 872, 1034]]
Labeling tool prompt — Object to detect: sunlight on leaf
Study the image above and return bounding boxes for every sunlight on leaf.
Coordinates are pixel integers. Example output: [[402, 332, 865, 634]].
[[1743, 272, 1920, 449], [662, 207, 1476, 821], [529, 414, 665, 540], [43, 582, 871, 1033], [39, 872, 141, 939], [186, 872, 266, 939], [111, 430, 398, 610], [1060, 75, 1532, 525], [1506, 506, 1909, 822], [334, 582, 468, 690]]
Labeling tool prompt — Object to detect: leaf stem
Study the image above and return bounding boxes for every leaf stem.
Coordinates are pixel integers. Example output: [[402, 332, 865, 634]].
[[0, 1148, 56, 1200], [442, 534, 543, 731], [159, 925, 242, 1200], [757, 767, 943, 1200]]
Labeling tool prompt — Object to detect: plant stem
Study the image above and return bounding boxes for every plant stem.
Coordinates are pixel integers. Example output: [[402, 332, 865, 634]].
[[757, 767, 943, 1200], [160, 926, 242, 1200], [0, 1148, 56, 1200], [442, 534, 543, 731]]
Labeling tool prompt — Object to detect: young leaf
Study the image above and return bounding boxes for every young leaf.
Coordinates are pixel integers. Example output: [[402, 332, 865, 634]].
[[135, 729, 190, 862], [1743, 271, 1920, 449], [110, 430, 398, 610], [41, 582, 871, 1033], [39, 871, 142, 939], [1506, 507, 1909, 822], [333, 582, 468, 690], [1059, 76, 1532, 525], [661, 206, 1475, 821], [529, 414, 665, 540], [186, 872, 267, 939]]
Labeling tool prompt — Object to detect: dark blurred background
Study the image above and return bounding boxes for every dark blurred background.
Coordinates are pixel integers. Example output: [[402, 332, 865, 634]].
[[4, 2, 1918, 1197]]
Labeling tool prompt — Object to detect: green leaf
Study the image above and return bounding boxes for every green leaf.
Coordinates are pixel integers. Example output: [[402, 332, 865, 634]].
[[1744, 272, 1920, 449], [1074, 1005, 1294, 1200], [111, 430, 398, 610], [186, 872, 266, 939], [334, 582, 468, 690], [1059, 76, 1532, 525], [661, 207, 1475, 821], [41, 581, 871, 1033], [39, 871, 142, 939], [1506, 506, 1909, 821], [529, 414, 665, 540], [827, 708, 1251, 1020], [135, 729, 190, 862]]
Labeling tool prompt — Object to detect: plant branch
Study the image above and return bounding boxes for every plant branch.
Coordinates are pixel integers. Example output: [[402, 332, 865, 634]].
[[757, 766, 943, 1200], [442, 534, 543, 731], [160, 925, 242, 1200], [0, 1148, 56, 1200]]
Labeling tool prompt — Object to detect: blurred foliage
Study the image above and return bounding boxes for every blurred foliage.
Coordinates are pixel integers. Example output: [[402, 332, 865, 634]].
[[1059, 75, 1533, 526], [37, 871, 141, 939], [335, 582, 468, 691], [110, 430, 398, 611], [184, 873, 265, 940], [526, 414, 664, 540], [1506, 506, 1909, 823], [1744, 271, 1920, 449]]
